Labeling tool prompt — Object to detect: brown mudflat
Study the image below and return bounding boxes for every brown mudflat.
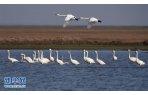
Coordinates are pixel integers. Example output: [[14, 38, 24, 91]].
[[0, 26, 148, 49]]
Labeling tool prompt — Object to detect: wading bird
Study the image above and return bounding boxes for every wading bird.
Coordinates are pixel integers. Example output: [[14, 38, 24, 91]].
[[80, 17, 102, 29], [112, 50, 117, 60], [85, 50, 95, 63], [21, 53, 35, 63], [83, 50, 95, 64], [135, 51, 145, 65], [55, 13, 79, 28], [7, 50, 19, 63], [128, 49, 137, 63], [37, 50, 50, 64], [68, 51, 80, 65], [41, 50, 50, 63], [95, 50, 106, 65], [33, 51, 39, 62], [56, 51, 65, 65], [49, 49, 54, 62]]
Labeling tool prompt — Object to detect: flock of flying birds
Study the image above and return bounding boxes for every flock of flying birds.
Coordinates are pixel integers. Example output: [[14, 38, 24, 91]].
[[7, 49, 145, 66], [54, 13, 102, 29]]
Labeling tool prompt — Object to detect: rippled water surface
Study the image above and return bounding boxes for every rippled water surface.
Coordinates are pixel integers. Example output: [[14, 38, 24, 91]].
[[0, 50, 148, 91]]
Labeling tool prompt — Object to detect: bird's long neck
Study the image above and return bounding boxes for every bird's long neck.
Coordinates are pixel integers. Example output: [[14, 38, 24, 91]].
[[69, 52, 72, 60], [22, 54, 25, 60], [83, 50, 85, 59], [21, 55, 24, 61], [24, 54, 26, 58], [50, 50, 52, 58], [41, 51, 43, 58], [86, 51, 88, 57], [7, 50, 10, 58], [128, 50, 131, 58], [33, 54, 35, 60], [136, 51, 139, 59], [113, 51, 115, 56], [34, 51, 36, 59], [38, 50, 40, 59], [33, 52, 36, 60], [95, 51, 98, 60], [21, 54, 25, 60], [56, 51, 58, 60]]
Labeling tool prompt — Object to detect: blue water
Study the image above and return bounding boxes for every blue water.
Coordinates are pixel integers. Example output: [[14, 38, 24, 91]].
[[0, 50, 148, 91]]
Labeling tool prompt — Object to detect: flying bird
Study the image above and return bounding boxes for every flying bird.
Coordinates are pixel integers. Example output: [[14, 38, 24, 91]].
[[54, 13, 79, 28], [80, 17, 102, 29]]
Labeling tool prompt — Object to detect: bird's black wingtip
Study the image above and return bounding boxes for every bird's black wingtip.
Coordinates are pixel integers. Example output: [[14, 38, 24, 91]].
[[98, 20, 102, 23]]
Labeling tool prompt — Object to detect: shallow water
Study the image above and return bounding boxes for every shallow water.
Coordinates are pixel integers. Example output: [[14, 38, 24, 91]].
[[0, 50, 148, 91]]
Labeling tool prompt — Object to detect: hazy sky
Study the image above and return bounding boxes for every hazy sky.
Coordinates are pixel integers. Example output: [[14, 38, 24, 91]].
[[0, 4, 148, 26]]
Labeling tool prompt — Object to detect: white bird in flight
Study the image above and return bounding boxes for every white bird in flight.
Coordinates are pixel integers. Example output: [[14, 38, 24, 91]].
[[55, 13, 79, 28], [80, 17, 102, 29]]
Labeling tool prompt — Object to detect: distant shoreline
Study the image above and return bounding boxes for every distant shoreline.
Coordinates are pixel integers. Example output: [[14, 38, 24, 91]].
[[0, 25, 148, 28], [0, 26, 148, 50], [0, 44, 148, 50]]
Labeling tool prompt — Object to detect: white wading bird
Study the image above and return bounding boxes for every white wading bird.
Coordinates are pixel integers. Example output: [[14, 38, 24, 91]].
[[68, 51, 80, 65], [40, 50, 50, 63], [112, 50, 118, 60], [33, 51, 39, 62], [7, 50, 19, 63], [21, 53, 35, 63], [83, 50, 89, 63], [80, 17, 102, 29], [135, 51, 145, 65], [37, 50, 50, 64], [56, 51, 65, 65], [128, 49, 137, 63], [49, 49, 54, 62], [55, 13, 79, 28], [83, 50, 95, 64], [95, 51, 106, 65], [85, 50, 95, 63]]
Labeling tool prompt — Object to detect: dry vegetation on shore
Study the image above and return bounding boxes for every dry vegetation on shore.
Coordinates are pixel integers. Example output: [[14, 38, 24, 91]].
[[0, 26, 148, 49]]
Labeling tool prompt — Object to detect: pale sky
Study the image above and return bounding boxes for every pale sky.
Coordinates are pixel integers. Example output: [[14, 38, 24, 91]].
[[0, 4, 148, 26]]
